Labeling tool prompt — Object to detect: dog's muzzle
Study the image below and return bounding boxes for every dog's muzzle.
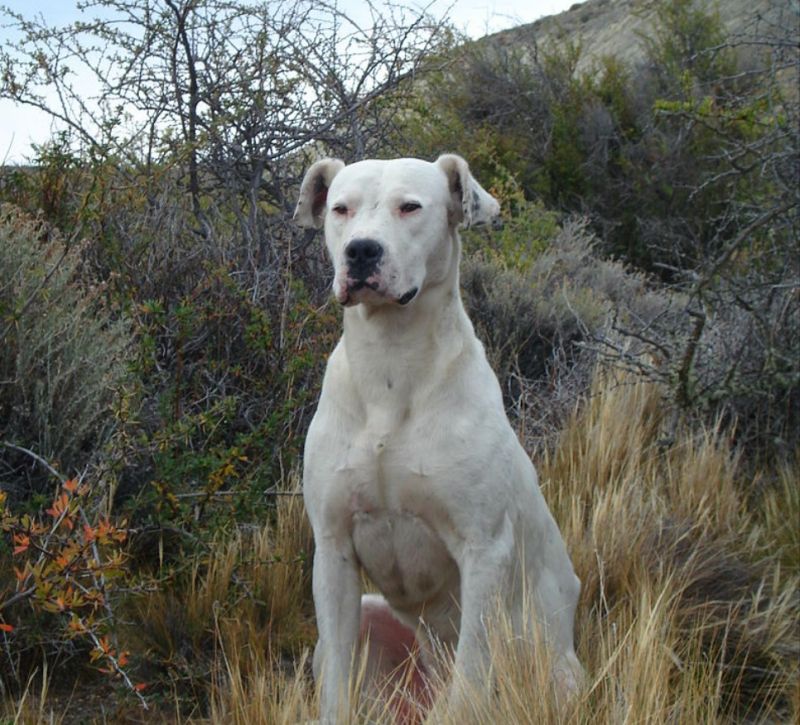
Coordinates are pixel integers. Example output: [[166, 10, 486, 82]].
[[339, 238, 417, 307]]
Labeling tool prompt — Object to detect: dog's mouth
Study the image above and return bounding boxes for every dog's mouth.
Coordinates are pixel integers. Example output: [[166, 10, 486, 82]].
[[338, 278, 418, 308], [339, 279, 378, 306], [396, 287, 418, 306], [349, 280, 380, 293]]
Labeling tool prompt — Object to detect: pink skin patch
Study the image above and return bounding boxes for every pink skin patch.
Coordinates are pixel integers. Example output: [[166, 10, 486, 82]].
[[359, 598, 435, 724], [335, 271, 384, 306], [334, 273, 417, 307]]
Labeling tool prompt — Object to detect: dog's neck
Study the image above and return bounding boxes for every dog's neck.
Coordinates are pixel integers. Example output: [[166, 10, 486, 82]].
[[340, 242, 474, 403]]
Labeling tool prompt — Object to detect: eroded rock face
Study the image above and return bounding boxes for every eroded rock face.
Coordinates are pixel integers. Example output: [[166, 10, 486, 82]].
[[485, 0, 786, 77]]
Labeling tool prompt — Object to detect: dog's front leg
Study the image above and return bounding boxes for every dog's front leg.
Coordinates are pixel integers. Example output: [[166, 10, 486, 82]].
[[449, 513, 515, 711], [312, 538, 361, 723]]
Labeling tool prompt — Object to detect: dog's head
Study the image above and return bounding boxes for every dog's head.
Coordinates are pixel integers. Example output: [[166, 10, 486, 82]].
[[293, 155, 499, 307]]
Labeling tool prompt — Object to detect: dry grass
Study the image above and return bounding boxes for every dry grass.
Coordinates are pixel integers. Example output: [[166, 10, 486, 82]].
[[0, 665, 61, 725], [541, 369, 799, 723], [4, 369, 797, 723], [117, 487, 315, 715], [193, 368, 798, 724]]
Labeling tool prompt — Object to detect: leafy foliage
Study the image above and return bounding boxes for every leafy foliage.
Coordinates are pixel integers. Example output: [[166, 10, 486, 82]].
[[0, 473, 143, 703], [119, 266, 338, 531], [0, 205, 131, 497], [399, 0, 799, 457]]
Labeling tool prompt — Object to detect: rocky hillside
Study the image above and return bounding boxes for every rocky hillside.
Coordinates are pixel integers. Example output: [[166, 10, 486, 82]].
[[486, 0, 793, 74]]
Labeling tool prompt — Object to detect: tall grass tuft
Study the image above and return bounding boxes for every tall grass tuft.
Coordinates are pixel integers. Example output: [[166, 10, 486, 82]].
[[195, 368, 798, 724], [542, 369, 799, 721], [124, 482, 314, 712]]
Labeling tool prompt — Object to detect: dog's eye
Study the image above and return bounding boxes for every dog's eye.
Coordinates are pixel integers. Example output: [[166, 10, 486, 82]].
[[332, 204, 348, 216], [399, 202, 422, 214]]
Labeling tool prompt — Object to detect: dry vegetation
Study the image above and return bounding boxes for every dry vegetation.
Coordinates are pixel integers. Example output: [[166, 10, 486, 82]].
[[9, 370, 796, 723], [204, 371, 799, 725], [197, 373, 799, 723]]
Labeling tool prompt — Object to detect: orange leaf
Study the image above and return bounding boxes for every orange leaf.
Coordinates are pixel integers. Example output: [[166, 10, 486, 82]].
[[12, 534, 29, 555], [63, 478, 78, 493], [133, 683, 148, 692], [0, 623, 14, 633], [45, 492, 71, 519]]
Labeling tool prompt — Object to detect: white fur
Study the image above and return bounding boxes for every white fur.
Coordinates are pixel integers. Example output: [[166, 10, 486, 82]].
[[294, 155, 582, 720]]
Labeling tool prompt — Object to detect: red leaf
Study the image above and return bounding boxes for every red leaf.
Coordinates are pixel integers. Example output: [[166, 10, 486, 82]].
[[0, 623, 14, 633]]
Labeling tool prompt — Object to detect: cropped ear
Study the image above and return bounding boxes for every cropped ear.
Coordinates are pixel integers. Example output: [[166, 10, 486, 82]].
[[293, 158, 346, 229], [436, 154, 500, 228]]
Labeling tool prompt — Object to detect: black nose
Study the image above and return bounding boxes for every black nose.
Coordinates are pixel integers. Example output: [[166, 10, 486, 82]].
[[345, 238, 383, 279]]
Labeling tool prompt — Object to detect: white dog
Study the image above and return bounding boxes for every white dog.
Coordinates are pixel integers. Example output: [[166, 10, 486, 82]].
[[294, 155, 582, 721]]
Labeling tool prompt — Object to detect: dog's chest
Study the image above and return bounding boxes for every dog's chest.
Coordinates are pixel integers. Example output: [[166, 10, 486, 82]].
[[351, 506, 458, 611], [341, 408, 460, 610]]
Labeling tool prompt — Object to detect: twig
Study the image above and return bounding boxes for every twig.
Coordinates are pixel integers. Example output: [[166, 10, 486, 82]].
[[1, 442, 66, 483], [0, 586, 36, 611], [170, 488, 303, 502], [692, 202, 794, 298], [676, 311, 706, 408], [81, 622, 148, 710]]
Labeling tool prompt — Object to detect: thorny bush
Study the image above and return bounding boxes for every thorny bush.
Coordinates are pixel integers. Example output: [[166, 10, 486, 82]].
[[0, 473, 145, 705]]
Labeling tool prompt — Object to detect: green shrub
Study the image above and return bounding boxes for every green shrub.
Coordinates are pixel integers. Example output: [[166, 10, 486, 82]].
[[462, 200, 560, 273], [0, 205, 131, 500], [462, 217, 644, 445], [112, 262, 339, 545]]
